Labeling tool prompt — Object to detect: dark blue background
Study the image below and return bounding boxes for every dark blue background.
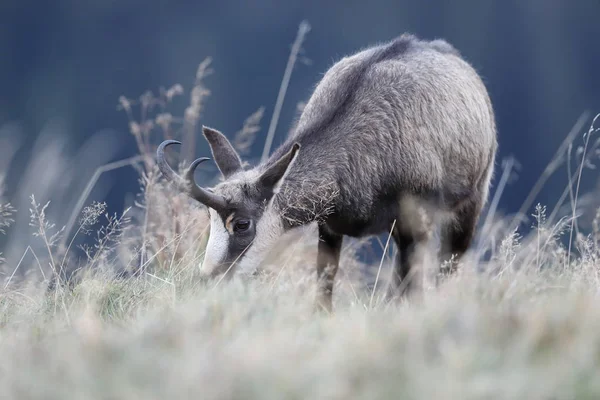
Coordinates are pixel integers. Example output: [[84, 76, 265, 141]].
[[1, 0, 599, 266]]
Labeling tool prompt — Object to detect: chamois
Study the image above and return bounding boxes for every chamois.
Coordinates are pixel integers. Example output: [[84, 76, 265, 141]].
[[157, 33, 497, 311]]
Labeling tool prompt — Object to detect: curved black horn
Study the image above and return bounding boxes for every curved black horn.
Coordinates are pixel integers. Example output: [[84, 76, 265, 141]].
[[156, 140, 227, 211]]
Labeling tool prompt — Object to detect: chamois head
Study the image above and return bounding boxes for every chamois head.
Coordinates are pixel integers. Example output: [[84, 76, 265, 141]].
[[157, 127, 300, 278]]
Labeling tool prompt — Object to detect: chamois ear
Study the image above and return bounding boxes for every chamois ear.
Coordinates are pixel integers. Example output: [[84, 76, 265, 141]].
[[202, 126, 243, 179], [258, 143, 300, 194]]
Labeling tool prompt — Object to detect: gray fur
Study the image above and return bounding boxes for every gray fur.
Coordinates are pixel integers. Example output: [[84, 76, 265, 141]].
[[159, 33, 497, 311]]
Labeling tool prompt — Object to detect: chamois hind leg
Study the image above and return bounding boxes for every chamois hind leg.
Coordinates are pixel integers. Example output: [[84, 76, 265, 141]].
[[315, 224, 343, 313], [438, 197, 483, 280], [386, 197, 434, 302]]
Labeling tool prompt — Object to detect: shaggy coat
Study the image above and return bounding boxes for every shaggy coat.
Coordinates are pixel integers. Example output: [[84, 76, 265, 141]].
[[157, 33, 498, 311]]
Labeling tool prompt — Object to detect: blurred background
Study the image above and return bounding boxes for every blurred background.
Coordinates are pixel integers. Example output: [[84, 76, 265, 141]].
[[1, 0, 599, 267]]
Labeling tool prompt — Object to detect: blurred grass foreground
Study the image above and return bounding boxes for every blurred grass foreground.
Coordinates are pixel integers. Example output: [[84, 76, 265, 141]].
[[2, 31, 600, 399]]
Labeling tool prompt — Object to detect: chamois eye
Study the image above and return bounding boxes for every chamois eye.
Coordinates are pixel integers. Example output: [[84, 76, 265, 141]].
[[233, 219, 251, 233]]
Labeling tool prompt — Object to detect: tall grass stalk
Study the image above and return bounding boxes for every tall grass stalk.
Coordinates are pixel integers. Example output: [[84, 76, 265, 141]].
[[261, 20, 311, 163]]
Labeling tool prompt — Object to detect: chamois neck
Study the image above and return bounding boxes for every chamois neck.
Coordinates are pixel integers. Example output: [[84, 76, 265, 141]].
[[274, 171, 338, 230]]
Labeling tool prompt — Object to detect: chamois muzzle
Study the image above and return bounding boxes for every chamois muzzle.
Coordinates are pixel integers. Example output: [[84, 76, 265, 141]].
[[156, 140, 227, 211]]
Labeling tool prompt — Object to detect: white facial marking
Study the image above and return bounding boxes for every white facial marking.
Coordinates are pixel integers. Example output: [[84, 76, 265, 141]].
[[201, 209, 230, 276], [224, 214, 235, 234], [235, 203, 285, 275]]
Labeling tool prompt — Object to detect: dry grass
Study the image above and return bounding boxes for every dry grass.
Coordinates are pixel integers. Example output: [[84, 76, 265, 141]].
[[1, 25, 600, 399], [3, 241, 600, 399]]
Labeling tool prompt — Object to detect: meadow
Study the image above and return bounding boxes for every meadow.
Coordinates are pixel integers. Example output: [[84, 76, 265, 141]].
[[2, 33, 600, 399]]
